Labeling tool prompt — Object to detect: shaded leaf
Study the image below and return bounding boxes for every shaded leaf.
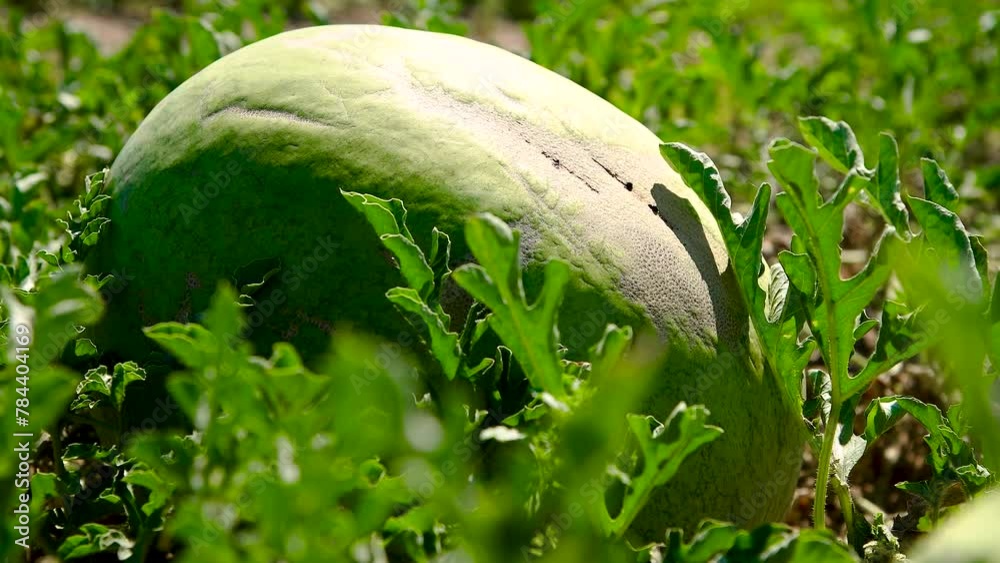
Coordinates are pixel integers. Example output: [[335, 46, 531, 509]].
[[666, 521, 857, 562], [601, 403, 723, 537], [342, 190, 435, 300], [342, 191, 473, 380], [386, 286, 462, 379], [863, 396, 944, 445], [452, 214, 569, 396], [123, 468, 174, 516], [143, 322, 216, 369], [57, 523, 133, 560], [661, 142, 807, 412], [852, 302, 929, 391]]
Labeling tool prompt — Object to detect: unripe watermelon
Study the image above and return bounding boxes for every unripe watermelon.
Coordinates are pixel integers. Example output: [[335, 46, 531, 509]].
[[92, 25, 802, 537]]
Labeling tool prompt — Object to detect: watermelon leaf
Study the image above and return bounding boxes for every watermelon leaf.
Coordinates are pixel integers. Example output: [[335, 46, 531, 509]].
[[600, 403, 723, 538], [920, 158, 960, 212], [341, 190, 436, 301], [452, 213, 570, 397], [866, 132, 911, 237], [798, 116, 867, 175], [661, 142, 812, 412], [768, 135, 891, 406], [666, 521, 857, 562], [341, 190, 487, 380]]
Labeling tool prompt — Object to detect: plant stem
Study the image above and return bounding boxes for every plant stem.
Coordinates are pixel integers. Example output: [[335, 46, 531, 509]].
[[812, 400, 840, 531], [50, 422, 66, 479], [832, 478, 855, 534]]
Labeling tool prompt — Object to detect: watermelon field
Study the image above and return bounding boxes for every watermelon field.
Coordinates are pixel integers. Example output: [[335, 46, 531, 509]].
[[1, 0, 998, 561]]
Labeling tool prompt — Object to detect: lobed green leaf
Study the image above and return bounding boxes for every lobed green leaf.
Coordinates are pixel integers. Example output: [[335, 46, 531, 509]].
[[452, 213, 570, 396]]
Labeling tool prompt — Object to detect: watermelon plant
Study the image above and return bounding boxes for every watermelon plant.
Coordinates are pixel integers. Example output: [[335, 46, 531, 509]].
[[85, 24, 805, 539], [7, 114, 995, 560], [662, 116, 999, 552]]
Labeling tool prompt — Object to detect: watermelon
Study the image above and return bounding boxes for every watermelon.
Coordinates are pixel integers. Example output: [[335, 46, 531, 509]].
[[909, 489, 1000, 563], [92, 25, 803, 538]]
